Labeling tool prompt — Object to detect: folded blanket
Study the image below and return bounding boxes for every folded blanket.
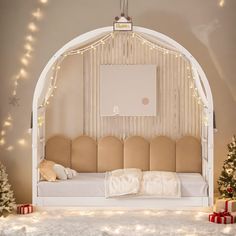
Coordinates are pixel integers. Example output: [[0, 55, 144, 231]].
[[140, 171, 181, 198], [105, 169, 181, 198], [105, 168, 142, 198]]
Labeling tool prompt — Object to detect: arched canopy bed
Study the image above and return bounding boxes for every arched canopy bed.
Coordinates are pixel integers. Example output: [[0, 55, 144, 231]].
[[32, 16, 214, 207]]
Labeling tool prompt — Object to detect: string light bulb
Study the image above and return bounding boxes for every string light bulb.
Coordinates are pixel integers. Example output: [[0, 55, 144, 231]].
[[24, 43, 33, 51], [218, 0, 225, 7], [28, 22, 37, 32], [38, 116, 44, 127], [0, 138, 5, 146], [25, 52, 31, 58], [3, 121, 11, 127], [1, 130, 6, 136], [26, 35, 34, 42], [40, 0, 48, 4], [32, 8, 43, 20], [21, 57, 29, 66], [19, 68, 27, 78], [18, 139, 26, 146]]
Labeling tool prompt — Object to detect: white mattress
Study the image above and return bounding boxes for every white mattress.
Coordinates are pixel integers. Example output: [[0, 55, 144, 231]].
[[38, 173, 208, 197]]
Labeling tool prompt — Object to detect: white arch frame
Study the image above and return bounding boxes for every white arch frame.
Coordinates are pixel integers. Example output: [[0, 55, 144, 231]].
[[32, 26, 214, 207]]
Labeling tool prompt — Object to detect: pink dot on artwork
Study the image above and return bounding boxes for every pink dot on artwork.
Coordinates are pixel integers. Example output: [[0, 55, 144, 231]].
[[142, 97, 149, 105]]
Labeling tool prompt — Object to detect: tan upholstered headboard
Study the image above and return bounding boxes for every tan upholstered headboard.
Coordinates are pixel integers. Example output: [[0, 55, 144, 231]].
[[45, 135, 71, 167], [150, 136, 176, 172], [176, 136, 202, 173], [124, 136, 149, 171], [45, 135, 202, 173], [72, 136, 97, 172], [98, 136, 123, 172]]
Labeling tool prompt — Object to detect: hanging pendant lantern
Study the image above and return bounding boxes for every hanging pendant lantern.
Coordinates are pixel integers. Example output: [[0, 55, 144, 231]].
[[114, 0, 132, 31]]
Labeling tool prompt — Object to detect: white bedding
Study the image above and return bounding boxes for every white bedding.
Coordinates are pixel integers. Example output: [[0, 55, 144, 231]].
[[105, 168, 142, 198], [105, 169, 181, 198], [140, 171, 181, 198], [37, 172, 208, 197]]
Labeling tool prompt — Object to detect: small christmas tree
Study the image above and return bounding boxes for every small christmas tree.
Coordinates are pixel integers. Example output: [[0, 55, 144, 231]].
[[0, 161, 16, 216], [218, 135, 236, 199]]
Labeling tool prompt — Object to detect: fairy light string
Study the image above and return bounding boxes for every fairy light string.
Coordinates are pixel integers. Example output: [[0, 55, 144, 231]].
[[42, 32, 205, 111], [0, 0, 49, 150], [0, 15, 207, 150]]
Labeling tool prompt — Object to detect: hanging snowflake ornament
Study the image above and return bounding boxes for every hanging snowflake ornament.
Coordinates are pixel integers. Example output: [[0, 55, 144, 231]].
[[9, 95, 20, 107]]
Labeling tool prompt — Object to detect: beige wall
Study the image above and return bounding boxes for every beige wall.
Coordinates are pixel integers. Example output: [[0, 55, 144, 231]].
[[0, 0, 235, 203], [46, 54, 84, 139]]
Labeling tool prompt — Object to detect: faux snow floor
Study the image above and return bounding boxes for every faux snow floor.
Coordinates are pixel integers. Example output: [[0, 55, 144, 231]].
[[0, 208, 236, 236]]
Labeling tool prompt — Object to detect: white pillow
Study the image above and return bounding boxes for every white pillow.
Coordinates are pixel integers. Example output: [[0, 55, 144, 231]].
[[65, 168, 77, 179], [53, 164, 67, 180], [53, 164, 77, 180]]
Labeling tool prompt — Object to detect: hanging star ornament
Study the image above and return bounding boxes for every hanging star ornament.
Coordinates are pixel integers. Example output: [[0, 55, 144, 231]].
[[9, 95, 20, 107]]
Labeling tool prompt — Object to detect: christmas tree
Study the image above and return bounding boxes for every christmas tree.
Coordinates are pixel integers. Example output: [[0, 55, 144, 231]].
[[0, 161, 16, 216], [218, 135, 236, 199]]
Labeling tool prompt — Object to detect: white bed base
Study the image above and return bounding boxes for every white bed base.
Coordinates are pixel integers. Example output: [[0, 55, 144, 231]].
[[32, 26, 214, 208], [36, 196, 209, 208]]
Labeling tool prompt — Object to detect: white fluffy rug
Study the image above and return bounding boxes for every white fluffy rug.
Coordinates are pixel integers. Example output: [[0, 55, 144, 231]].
[[0, 208, 236, 236]]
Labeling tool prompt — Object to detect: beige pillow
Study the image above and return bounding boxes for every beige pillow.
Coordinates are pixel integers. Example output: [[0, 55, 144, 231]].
[[39, 160, 56, 181]]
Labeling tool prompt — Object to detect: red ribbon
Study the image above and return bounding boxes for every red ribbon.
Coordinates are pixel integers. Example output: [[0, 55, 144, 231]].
[[209, 211, 233, 224], [225, 200, 229, 212], [21, 204, 31, 208]]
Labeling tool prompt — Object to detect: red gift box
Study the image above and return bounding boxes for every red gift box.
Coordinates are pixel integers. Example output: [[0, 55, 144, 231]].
[[209, 211, 234, 224], [17, 204, 33, 214]]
